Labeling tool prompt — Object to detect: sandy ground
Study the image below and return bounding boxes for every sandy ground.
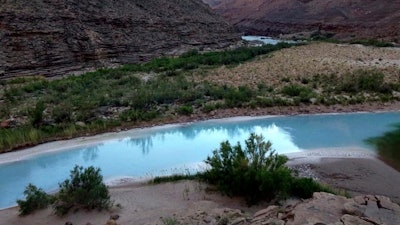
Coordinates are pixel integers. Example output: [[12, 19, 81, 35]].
[[1, 146, 400, 225], [194, 42, 400, 88], [286, 150, 400, 204]]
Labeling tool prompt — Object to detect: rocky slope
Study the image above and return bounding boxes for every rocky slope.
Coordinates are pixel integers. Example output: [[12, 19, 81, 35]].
[[0, 0, 239, 78], [203, 0, 400, 42], [175, 193, 400, 225]]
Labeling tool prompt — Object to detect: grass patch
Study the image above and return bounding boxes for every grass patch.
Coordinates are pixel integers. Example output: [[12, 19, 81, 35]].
[[150, 174, 200, 184]]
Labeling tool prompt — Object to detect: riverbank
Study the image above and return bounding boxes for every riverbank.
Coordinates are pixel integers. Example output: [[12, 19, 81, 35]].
[[1, 102, 398, 165], [1, 148, 400, 225], [1, 41, 400, 153]]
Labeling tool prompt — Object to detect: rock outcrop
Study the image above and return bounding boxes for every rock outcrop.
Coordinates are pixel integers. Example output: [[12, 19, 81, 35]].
[[0, 0, 240, 78], [251, 192, 400, 225], [203, 0, 400, 42], [171, 193, 400, 225]]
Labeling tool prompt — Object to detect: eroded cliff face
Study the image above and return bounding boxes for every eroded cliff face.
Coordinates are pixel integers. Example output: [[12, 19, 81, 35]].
[[0, 0, 240, 78], [203, 0, 400, 42]]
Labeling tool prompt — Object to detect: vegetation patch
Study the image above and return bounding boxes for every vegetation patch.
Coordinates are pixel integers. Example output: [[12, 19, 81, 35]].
[[201, 133, 332, 204], [17, 184, 55, 215], [17, 165, 112, 216], [0, 41, 399, 153]]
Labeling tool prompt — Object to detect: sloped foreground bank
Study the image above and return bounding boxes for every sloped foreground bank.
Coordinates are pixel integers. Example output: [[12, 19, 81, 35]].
[[1, 151, 400, 225]]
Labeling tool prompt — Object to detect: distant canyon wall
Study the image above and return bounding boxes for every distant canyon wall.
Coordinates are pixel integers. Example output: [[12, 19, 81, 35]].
[[0, 0, 240, 78], [203, 0, 400, 41]]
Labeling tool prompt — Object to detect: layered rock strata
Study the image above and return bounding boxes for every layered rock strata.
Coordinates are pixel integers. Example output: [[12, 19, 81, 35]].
[[203, 0, 400, 42], [0, 0, 239, 78]]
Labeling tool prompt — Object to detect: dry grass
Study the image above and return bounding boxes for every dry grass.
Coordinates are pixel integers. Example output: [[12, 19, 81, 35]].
[[191, 42, 400, 88]]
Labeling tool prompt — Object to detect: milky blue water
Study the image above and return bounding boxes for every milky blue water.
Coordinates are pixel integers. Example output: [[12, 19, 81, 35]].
[[242, 36, 297, 45], [0, 112, 399, 208]]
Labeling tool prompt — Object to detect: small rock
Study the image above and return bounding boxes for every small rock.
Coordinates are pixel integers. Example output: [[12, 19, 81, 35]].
[[353, 196, 367, 205], [75, 121, 86, 127], [340, 214, 374, 225], [65, 222, 73, 225], [217, 217, 229, 225], [343, 202, 366, 217], [230, 217, 246, 225], [375, 195, 400, 212], [253, 205, 279, 220], [104, 219, 118, 225], [0, 120, 10, 128], [109, 214, 120, 220]]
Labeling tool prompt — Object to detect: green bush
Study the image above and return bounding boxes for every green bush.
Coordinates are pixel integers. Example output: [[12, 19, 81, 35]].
[[340, 70, 386, 93], [54, 165, 112, 215], [29, 101, 45, 127], [177, 105, 193, 115], [202, 134, 328, 204], [17, 184, 54, 215]]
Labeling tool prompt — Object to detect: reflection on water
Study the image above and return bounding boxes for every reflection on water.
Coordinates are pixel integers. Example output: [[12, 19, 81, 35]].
[[82, 144, 102, 162], [366, 124, 400, 172], [0, 112, 399, 208], [128, 137, 153, 154]]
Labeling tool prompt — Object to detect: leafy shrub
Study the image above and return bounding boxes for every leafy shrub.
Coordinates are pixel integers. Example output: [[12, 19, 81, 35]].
[[29, 101, 45, 127], [202, 134, 328, 204], [17, 184, 54, 215], [281, 84, 314, 97], [119, 109, 159, 122], [340, 70, 386, 93], [52, 103, 74, 123], [177, 105, 193, 115], [224, 86, 253, 107], [54, 165, 112, 215]]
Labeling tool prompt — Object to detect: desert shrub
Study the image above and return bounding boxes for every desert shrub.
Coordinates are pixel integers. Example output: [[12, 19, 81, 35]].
[[340, 70, 386, 93], [281, 84, 314, 98], [52, 103, 74, 123], [177, 105, 193, 115], [224, 86, 253, 107], [161, 217, 181, 225], [29, 101, 45, 127], [289, 177, 327, 199], [119, 109, 159, 122], [17, 184, 54, 215], [202, 134, 327, 204], [54, 165, 112, 215]]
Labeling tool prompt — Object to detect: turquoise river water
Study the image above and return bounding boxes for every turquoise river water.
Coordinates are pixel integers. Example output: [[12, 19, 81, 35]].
[[0, 112, 399, 208]]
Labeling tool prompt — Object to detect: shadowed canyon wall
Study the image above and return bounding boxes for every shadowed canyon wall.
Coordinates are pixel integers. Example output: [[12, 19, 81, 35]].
[[203, 0, 400, 41], [0, 0, 240, 78]]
